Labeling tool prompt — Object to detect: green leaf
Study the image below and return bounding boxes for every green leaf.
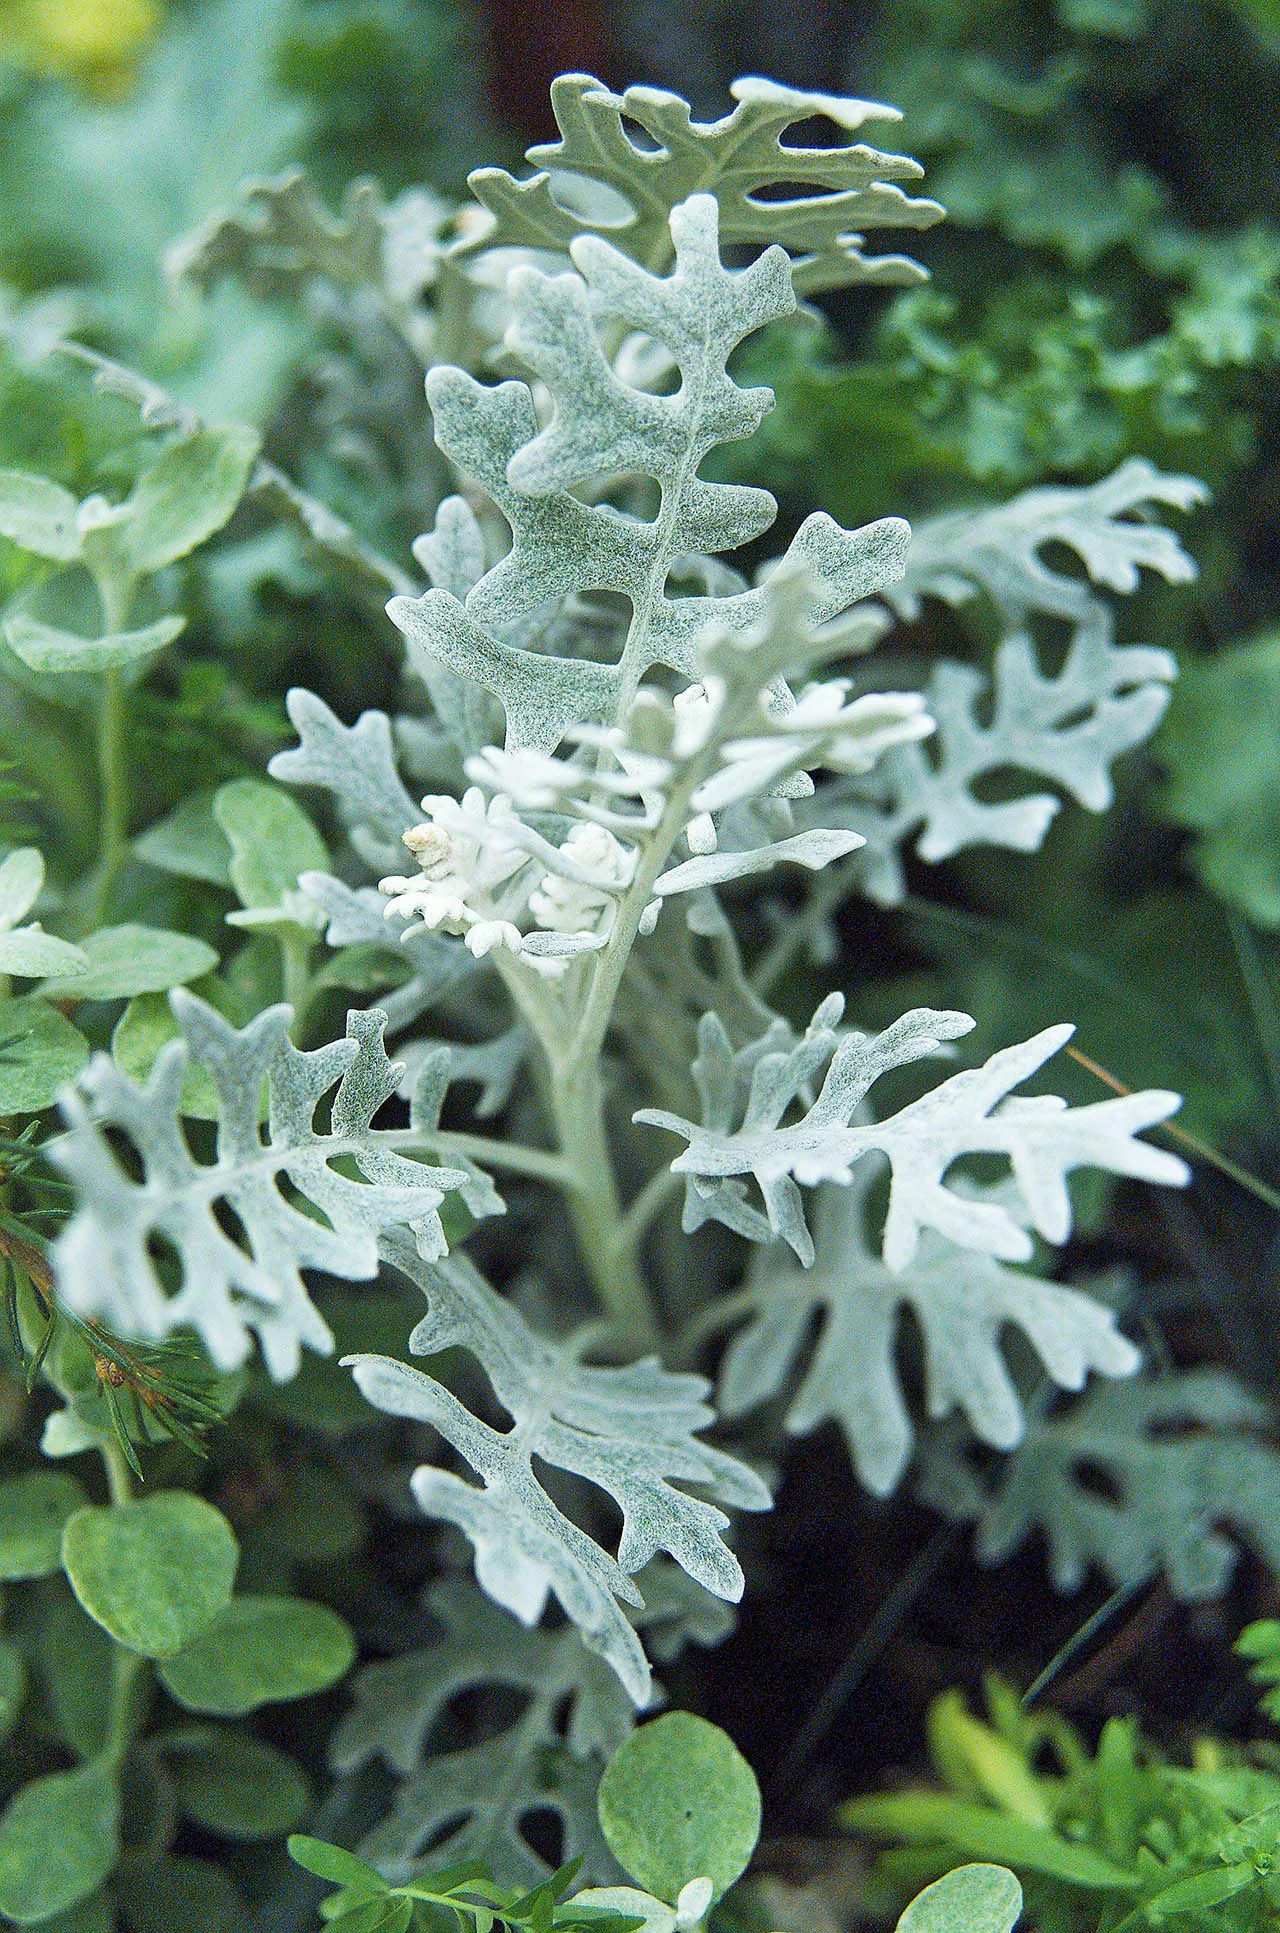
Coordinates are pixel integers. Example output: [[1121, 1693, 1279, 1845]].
[[0, 470, 81, 561], [213, 776, 329, 913], [0, 848, 44, 928], [34, 1583, 115, 1757], [165, 1727, 311, 1839], [134, 791, 234, 886], [596, 1713, 761, 1904], [895, 1865, 1023, 1933], [0, 1638, 26, 1741], [2, 612, 186, 674], [288, 1834, 389, 1894], [112, 993, 222, 1120], [0, 1760, 120, 1924], [33, 1889, 113, 1933], [1157, 627, 1280, 925], [0, 995, 90, 1113], [117, 1854, 254, 1933], [841, 1795, 1135, 1889], [158, 1593, 356, 1714], [39, 924, 218, 1000], [0, 1471, 87, 1579], [122, 425, 261, 575], [61, 1493, 239, 1658]]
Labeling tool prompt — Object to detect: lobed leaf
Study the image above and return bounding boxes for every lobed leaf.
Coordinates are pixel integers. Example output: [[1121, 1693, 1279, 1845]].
[[50, 998, 484, 1379]]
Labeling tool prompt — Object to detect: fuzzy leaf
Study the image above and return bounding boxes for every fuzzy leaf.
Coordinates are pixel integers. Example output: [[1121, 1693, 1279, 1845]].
[[333, 1575, 634, 1885], [3, 612, 186, 675], [822, 611, 1177, 903], [926, 1370, 1280, 1599], [0, 995, 90, 1114], [269, 689, 423, 873], [459, 74, 942, 295], [169, 169, 386, 300], [122, 425, 262, 574], [638, 998, 1187, 1267], [597, 1712, 760, 1903], [157, 1594, 356, 1714], [37, 924, 217, 1001], [50, 999, 480, 1379], [888, 458, 1206, 626], [719, 1174, 1140, 1497], [213, 778, 329, 926], [394, 194, 910, 750], [0, 470, 81, 561], [346, 1238, 770, 1703], [808, 461, 1204, 901], [0, 1472, 87, 1580], [0, 1761, 120, 1925], [0, 848, 86, 981], [61, 1494, 238, 1658], [895, 1866, 1023, 1933]]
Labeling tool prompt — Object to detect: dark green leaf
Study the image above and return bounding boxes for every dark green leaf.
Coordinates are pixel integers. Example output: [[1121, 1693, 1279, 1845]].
[[159, 1594, 356, 1714]]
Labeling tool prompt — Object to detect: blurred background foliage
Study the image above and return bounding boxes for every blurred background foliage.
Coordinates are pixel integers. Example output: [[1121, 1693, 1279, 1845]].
[[4, 0, 1280, 1915]]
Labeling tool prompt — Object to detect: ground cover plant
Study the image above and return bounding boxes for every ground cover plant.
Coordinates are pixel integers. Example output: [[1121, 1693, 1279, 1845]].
[[3, 3, 1280, 1930]]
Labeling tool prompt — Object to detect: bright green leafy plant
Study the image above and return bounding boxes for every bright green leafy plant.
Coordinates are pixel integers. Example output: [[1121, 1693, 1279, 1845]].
[[843, 1623, 1280, 1932]]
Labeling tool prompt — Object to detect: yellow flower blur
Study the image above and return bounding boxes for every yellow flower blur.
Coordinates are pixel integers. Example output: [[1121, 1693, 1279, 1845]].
[[0, 0, 162, 94]]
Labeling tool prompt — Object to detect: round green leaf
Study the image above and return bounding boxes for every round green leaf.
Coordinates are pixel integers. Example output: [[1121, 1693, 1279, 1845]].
[[118, 1854, 253, 1933], [62, 1493, 239, 1658], [38, 923, 217, 1000], [597, 1713, 761, 1905], [34, 1889, 114, 1933], [0, 995, 89, 1114], [36, 1583, 115, 1757], [0, 1760, 120, 1924], [0, 1470, 87, 1579], [157, 1594, 356, 1715], [165, 1727, 311, 1839], [213, 778, 329, 913], [0, 1638, 26, 1741], [896, 1866, 1024, 1933]]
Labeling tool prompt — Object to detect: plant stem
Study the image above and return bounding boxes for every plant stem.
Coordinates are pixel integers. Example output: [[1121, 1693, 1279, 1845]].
[[102, 1435, 134, 1507], [92, 666, 129, 925], [609, 1163, 682, 1262], [546, 1053, 658, 1346], [384, 1126, 572, 1186]]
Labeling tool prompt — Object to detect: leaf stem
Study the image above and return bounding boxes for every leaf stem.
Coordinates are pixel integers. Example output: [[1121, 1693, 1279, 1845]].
[[546, 1054, 659, 1347], [92, 665, 129, 926]]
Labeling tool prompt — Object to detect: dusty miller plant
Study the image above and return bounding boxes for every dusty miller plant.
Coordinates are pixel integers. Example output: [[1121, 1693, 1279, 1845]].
[[0, 70, 1216, 1914]]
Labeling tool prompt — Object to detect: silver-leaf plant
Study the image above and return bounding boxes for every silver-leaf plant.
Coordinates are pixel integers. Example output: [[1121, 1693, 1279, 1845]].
[[40, 78, 1204, 1738]]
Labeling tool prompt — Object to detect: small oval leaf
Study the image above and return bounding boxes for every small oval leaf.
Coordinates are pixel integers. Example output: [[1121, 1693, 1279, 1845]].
[[158, 1594, 356, 1715], [597, 1713, 761, 1905], [0, 1760, 120, 1924], [896, 1865, 1024, 1933], [0, 1471, 87, 1580], [61, 1493, 239, 1657]]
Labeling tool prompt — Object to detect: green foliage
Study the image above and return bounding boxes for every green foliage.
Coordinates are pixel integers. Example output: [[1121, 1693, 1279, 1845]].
[[60, 1491, 239, 1656], [843, 1672, 1280, 1932], [596, 1713, 761, 1904]]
